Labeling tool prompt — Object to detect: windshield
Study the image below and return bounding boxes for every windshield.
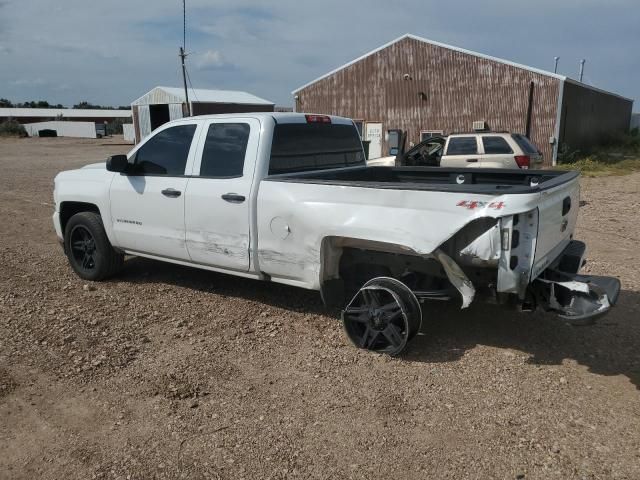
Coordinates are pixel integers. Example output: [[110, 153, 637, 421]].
[[269, 123, 365, 175]]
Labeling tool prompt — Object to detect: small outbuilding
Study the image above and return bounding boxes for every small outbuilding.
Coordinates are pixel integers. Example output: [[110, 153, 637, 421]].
[[293, 34, 633, 164], [131, 86, 274, 142]]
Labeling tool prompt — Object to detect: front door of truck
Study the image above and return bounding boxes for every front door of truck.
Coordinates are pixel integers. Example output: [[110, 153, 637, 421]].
[[184, 118, 260, 271], [109, 122, 199, 260]]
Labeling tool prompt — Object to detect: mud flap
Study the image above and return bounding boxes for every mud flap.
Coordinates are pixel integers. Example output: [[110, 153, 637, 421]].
[[534, 273, 621, 325]]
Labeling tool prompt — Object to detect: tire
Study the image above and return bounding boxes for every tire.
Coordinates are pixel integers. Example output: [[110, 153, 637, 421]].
[[64, 212, 123, 281]]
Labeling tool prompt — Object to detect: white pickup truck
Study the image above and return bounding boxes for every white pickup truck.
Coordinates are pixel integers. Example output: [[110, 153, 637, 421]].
[[53, 112, 620, 355]]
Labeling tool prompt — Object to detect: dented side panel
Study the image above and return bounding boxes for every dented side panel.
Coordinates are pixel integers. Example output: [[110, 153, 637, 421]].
[[256, 179, 573, 291], [184, 117, 262, 271]]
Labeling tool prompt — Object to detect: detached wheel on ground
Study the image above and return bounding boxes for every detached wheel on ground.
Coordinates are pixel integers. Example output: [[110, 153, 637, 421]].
[[342, 277, 422, 356], [64, 212, 123, 281]]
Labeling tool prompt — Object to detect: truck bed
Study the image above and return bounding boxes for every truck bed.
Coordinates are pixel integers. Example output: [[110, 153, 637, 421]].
[[265, 166, 579, 195]]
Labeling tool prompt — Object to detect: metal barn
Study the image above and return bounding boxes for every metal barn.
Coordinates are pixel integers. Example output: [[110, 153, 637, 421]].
[[292, 34, 633, 165], [131, 86, 274, 143]]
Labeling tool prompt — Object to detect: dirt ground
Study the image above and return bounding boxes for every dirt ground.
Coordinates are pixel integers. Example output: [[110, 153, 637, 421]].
[[1, 136, 639, 480]]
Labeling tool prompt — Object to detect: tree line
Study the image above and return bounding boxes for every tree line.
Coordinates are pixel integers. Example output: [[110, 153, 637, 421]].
[[0, 98, 129, 110]]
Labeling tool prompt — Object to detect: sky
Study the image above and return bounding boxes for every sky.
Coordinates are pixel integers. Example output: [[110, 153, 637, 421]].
[[0, 0, 638, 109]]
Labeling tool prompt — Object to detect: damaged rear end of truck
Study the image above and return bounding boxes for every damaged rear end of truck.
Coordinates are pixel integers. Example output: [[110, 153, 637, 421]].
[[437, 172, 619, 323], [260, 165, 620, 355]]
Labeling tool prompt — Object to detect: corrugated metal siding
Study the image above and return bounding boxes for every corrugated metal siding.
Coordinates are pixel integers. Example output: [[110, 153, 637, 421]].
[[23, 121, 97, 138], [560, 81, 633, 151], [137, 105, 151, 140], [132, 87, 184, 106], [132, 106, 141, 143], [295, 37, 561, 165], [169, 103, 184, 121], [122, 124, 135, 143]]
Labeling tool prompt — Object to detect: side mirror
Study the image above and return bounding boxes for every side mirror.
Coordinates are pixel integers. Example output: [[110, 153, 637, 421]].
[[106, 154, 129, 173]]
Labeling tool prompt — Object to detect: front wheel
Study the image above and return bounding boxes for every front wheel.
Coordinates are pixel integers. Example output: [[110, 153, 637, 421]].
[[64, 212, 123, 281], [342, 277, 422, 356]]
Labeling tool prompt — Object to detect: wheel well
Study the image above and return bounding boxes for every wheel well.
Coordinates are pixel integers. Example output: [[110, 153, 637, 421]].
[[60, 202, 100, 235], [319, 237, 446, 307]]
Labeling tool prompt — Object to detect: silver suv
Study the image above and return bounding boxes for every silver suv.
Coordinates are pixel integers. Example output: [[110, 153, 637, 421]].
[[367, 131, 543, 169], [440, 132, 543, 169]]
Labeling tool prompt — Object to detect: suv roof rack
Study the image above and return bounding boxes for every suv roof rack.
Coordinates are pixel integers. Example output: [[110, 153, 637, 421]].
[[448, 130, 511, 135]]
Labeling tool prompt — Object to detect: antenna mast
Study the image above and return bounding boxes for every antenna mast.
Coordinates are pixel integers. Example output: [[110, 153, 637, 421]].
[[180, 0, 191, 116]]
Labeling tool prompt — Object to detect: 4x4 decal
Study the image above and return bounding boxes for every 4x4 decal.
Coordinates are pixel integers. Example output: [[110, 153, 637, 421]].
[[457, 200, 505, 210]]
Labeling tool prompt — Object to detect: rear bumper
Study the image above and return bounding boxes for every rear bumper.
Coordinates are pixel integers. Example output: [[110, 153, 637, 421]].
[[532, 240, 620, 325]]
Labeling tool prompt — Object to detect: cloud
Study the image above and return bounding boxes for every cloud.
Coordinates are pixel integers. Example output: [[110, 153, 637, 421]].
[[0, 0, 637, 108], [195, 50, 232, 70], [10, 78, 47, 87]]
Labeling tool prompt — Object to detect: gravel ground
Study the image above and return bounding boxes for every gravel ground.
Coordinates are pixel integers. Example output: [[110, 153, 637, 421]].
[[1, 136, 639, 480]]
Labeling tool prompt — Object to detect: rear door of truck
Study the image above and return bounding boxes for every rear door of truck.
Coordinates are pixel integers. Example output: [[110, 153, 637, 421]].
[[531, 175, 581, 279], [184, 117, 261, 271]]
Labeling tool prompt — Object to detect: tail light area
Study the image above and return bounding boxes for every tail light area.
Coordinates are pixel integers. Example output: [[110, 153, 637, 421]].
[[514, 155, 530, 169], [305, 114, 331, 124]]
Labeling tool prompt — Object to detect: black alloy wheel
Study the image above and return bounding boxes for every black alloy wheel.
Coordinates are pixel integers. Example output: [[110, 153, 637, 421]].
[[70, 224, 97, 273], [342, 277, 422, 356], [64, 211, 124, 281]]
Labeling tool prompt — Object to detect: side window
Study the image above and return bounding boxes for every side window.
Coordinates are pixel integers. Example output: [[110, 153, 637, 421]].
[[133, 124, 196, 175], [446, 137, 478, 155], [199, 123, 250, 177], [482, 136, 513, 154], [511, 134, 540, 154]]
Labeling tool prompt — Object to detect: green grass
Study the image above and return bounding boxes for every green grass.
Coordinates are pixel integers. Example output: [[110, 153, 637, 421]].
[[556, 130, 640, 177], [556, 156, 640, 177]]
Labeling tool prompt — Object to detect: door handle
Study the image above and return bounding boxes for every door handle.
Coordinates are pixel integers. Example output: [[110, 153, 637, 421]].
[[466, 159, 478, 163], [161, 188, 182, 198], [221, 193, 246, 203]]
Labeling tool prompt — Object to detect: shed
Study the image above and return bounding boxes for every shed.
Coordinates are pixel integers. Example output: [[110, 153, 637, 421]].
[[130, 86, 274, 142], [292, 34, 633, 165]]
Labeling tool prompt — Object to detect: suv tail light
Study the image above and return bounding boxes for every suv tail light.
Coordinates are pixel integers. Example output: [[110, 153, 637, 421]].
[[305, 114, 331, 124], [514, 155, 530, 169]]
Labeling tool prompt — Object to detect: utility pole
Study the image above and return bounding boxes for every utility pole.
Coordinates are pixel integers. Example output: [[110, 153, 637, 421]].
[[553, 56, 560, 73], [180, 0, 191, 116], [579, 59, 586, 82], [180, 47, 191, 116]]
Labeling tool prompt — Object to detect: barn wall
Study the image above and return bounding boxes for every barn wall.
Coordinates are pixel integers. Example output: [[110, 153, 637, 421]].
[[295, 37, 561, 165], [137, 105, 151, 141], [132, 106, 141, 143], [560, 81, 633, 152], [23, 121, 97, 138], [122, 124, 135, 143]]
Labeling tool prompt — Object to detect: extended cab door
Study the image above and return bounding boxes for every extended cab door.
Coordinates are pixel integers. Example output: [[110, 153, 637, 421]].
[[184, 118, 260, 271], [109, 122, 200, 260]]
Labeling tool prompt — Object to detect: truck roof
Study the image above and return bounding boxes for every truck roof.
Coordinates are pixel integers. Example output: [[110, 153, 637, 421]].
[[172, 112, 354, 125]]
